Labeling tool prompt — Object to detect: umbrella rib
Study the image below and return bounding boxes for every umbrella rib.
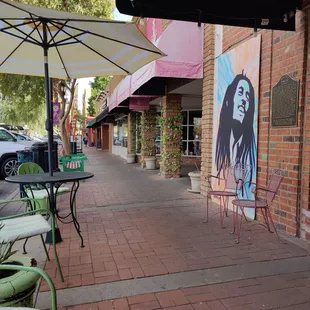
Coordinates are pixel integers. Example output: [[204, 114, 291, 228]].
[[52, 21, 163, 56], [48, 20, 68, 45], [0, 19, 35, 31], [0, 27, 41, 46], [29, 14, 44, 43], [1, 19, 41, 45], [0, 25, 38, 67], [49, 21, 130, 74], [49, 32, 86, 47], [47, 26, 70, 79]]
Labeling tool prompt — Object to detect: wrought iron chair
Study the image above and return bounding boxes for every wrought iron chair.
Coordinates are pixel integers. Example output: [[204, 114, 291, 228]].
[[0, 265, 57, 309], [231, 169, 284, 243], [204, 164, 249, 228], [0, 198, 64, 281]]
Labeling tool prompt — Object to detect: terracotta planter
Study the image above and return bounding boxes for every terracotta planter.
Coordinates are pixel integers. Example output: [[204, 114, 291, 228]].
[[188, 171, 201, 193]]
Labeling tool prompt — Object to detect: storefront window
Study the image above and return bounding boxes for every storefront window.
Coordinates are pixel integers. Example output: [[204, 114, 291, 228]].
[[182, 110, 202, 156], [113, 117, 128, 147], [136, 113, 141, 153], [155, 112, 161, 155]]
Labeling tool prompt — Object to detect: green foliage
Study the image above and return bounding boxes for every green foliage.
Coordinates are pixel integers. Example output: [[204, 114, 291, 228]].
[[87, 77, 110, 116], [0, 0, 114, 129], [159, 111, 183, 174]]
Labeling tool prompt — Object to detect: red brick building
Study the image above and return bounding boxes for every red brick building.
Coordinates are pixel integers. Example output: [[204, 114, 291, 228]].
[[201, 8, 310, 240]]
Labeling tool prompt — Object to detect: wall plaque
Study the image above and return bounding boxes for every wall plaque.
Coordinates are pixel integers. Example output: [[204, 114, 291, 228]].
[[272, 75, 299, 127]]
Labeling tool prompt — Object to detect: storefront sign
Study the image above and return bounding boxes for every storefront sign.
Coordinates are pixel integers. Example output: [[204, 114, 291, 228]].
[[272, 75, 299, 127], [129, 97, 150, 111], [53, 102, 61, 125]]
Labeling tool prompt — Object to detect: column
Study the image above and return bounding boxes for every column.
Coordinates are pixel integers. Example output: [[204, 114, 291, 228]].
[[141, 107, 157, 167], [127, 112, 137, 154], [160, 94, 182, 179]]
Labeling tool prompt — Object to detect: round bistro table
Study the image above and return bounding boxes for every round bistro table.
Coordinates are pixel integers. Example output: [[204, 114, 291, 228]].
[[6, 171, 94, 247]]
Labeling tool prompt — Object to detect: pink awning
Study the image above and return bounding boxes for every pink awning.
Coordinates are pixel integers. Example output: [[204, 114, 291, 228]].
[[108, 19, 204, 111], [108, 75, 131, 112], [131, 20, 204, 94]]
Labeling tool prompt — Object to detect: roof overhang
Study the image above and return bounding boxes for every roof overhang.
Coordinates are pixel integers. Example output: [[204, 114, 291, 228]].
[[116, 0, 302, 31]]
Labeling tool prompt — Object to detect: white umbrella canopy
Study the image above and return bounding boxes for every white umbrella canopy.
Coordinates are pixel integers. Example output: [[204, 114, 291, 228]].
[[0, 0, 165, 79], [0, 0, 165, 178]]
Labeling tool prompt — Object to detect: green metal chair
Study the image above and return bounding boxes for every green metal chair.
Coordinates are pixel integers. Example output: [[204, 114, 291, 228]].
[[18, 163, 71, 208], [0, 198, 64, 282], [0, 264, 57, 310]]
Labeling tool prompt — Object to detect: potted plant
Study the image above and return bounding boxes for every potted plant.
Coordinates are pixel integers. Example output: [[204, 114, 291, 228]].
[[188, 163, 201, 193], [0, 228, 41, 307]]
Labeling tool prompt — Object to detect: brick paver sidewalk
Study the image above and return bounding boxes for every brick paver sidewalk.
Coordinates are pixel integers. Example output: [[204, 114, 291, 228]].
[[37, 148, 310, 310]]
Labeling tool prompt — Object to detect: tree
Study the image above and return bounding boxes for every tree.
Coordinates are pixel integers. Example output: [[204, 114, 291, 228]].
[[87, 77, 110, 116], [0, 0, 114, 153]]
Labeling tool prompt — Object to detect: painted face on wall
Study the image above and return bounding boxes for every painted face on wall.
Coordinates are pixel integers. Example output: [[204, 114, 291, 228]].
[[233, 79, 250, 123]]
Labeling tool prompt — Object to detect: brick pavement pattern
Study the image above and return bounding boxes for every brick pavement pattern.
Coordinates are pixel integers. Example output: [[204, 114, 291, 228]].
[[56, 272, 310, 309], [38, 149, 310, 309]]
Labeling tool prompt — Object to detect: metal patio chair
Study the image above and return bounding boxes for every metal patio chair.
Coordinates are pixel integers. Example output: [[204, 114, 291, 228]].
[[0, 198, 64, 281], [0, 264, 57, 309], [231, 169, 284, 243], [204, 164, 249, 228]]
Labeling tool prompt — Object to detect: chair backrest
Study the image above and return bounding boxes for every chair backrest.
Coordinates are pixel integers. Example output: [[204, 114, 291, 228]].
[[224, 164, 249, 192], [18, 162, 44, 175], [265, 169, 283, 203]]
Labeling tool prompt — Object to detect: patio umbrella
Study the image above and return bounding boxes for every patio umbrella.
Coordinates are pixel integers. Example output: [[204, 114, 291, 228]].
[[0, 0, 165, 176]]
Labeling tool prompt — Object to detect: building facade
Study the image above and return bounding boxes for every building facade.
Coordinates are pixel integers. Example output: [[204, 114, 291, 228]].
[[90, 6, 310, 241]]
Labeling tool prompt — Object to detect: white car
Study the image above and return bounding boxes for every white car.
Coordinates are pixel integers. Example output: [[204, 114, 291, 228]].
[[0, 127, 35, 178]]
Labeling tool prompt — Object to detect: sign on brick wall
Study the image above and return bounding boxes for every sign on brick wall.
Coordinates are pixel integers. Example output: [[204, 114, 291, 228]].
[[272, 75, 299, 127], [212, 36, 261, 219]]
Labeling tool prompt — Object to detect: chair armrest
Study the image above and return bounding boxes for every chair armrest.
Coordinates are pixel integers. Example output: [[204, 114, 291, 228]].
[[0, 265, 57, 310]]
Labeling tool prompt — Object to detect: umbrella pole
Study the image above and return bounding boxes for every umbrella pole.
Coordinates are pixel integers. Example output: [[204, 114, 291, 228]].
[[43, 23, 54, 177]]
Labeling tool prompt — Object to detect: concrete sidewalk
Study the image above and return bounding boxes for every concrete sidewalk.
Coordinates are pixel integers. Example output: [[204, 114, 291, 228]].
[[31, 148, 310, 309]]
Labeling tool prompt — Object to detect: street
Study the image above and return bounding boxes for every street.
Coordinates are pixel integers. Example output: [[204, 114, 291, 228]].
[[0, 179, 18, 200]]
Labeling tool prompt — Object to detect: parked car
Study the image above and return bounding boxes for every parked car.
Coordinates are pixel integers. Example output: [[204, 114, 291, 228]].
[[11, 131, 32, 141], [42, 134, 62, 146], [0, 127, 31, 178]]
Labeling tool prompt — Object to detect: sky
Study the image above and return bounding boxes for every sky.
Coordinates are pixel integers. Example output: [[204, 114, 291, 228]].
[[77, 9, 132, 111]]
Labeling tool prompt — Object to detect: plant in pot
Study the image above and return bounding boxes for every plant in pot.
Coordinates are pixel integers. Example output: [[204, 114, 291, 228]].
[[188, 163, 201, 193], [0, 226, 41, 307], [141, 137, 157, 170]]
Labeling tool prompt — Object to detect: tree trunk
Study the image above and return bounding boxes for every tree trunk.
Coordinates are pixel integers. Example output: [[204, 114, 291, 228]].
[[60, 118, 70, 154]]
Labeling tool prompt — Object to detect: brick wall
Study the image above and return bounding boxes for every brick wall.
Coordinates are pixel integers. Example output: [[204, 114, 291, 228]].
[[201, 24, 215, 195], [301, 8, 310, 240], [201, 11, 309, 237]]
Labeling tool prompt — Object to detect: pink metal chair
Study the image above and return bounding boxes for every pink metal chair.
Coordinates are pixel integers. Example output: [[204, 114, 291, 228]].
[[231, 169, 284, 243], [204, 165, 249, 228]]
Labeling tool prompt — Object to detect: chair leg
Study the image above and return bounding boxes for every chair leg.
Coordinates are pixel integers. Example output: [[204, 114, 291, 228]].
[[235, 207, 244, 244], [220, 196, 225, 229], [261, 208, 271, 232], [203, 196, 209, 223], [40, 234, 50, 261], [23, 238, 28, 254], [266, 207, 281, 242], [51, 214, 64, 282]]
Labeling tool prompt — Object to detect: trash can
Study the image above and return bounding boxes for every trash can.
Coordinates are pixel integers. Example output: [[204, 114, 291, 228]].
[[44, 141, 60, 172], [31, 142, 48, 171], [16, 150, 33, 198]]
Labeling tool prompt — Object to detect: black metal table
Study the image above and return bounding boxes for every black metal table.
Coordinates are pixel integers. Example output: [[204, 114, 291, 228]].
[[6, 171, 94, 247]]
